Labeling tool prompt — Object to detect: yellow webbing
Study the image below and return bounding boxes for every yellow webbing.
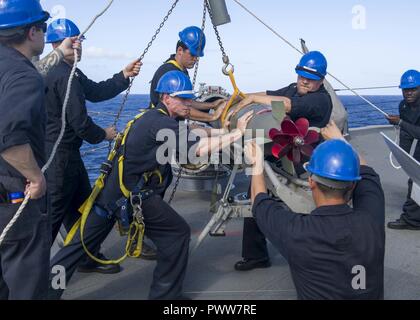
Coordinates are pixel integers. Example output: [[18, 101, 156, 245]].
[[167, 59, 184, 71], [220, 70, 246, 125], [64, 108, 168, 265]]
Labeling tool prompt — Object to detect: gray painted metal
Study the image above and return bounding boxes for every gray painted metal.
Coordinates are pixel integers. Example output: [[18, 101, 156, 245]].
[[381, 132, 420, 185], [208, 0, 231, 26]]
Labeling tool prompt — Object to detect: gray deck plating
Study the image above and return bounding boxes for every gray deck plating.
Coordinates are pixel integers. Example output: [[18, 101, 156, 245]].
[[61, 126, 420, 300]]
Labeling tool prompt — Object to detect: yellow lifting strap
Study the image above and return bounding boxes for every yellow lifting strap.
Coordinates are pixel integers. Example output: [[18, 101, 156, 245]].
[[220, 69, 247, 125], [64, 108, 168, 265]]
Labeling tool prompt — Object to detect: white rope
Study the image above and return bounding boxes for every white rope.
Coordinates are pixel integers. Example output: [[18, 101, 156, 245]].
[[232, 0, 390, 117], [78, 0, 114, 38], [0, 0, 114, 246], [81, 144, 110, 156], [389, 126, 402, 170]]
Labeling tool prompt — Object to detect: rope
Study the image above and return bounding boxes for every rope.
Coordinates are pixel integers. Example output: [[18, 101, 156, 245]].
[[335, 86, 399, 92], [0, 0, 114, 246], [389, 126, 402, 170], [232, 0, 303, 55], [231, 0, 390, 117], [344, 99, 401, 108], [81, 144, 110, 156], [88, 110, 132, 118]]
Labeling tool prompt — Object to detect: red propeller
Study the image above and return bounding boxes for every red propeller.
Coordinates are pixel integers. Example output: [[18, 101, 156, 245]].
[[269, 117, 319, 164]]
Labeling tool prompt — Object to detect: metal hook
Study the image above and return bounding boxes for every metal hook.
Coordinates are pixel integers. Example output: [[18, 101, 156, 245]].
[[222, 63, 234, 76]]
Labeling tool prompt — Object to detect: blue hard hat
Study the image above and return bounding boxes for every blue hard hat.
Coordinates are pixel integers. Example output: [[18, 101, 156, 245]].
[[156, 70, 196, 99], [46, 19, 83, 44], [295, 51, 328, 81], [0, 0, 50, 30], [304, 139, 361, 182], [179, 26, 206, 57], [399, 69, 420, 89]]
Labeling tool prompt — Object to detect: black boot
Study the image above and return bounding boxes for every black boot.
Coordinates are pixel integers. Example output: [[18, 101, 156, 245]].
[[234, 258, 271, 271], [77, 253, 122, 274], [387, 218, 420, 230], [140, 240, 157, 261]]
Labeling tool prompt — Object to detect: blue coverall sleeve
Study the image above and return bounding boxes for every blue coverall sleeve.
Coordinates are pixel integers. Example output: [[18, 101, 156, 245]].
[[252, 192, 296, 259], [56, 74, 106, 144], [352, 165, 385, 224], [78, 70, 130, 103]]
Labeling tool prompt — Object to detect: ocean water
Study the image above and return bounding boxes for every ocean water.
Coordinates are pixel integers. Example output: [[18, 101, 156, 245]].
[[82, 94, 402, 179]]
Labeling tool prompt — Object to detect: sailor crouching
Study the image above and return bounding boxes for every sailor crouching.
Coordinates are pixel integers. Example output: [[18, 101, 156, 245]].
[[245, 121, 385, 299], [48, 70, 254, 300]]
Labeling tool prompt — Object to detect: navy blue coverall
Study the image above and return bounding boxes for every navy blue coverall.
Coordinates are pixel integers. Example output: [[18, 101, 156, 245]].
[[44, 61, 129, 242], [0, 44, 50, 299], [397, 100, 420, 226], [49, 104, 197, 300], [253, 166, 385, 299]]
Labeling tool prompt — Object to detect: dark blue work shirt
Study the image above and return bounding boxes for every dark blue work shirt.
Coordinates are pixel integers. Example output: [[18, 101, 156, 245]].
[[267, 83, 333, 128], [253, 165, 385, 300], [149, 55, 189, 108], [0, 44, 46, 177]]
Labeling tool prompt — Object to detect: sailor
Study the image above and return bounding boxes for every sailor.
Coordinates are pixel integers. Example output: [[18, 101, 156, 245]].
[[229, 51, 332, 128], [244, 121, 385, 299], [49, 70, 254, 300], [0, 0, 52, 300], [233, 51, 334, 271], [387, 69, 420, 230], [44, 18, 142, 273], [149, 26, 226, 122]]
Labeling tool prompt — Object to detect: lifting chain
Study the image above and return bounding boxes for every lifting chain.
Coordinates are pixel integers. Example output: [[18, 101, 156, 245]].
[[192, 0, 208, 89], [168, 0, 207, 205], [205, 0, 232, 73], [111, 0, 181, 130], [168, 167, 182, 205]]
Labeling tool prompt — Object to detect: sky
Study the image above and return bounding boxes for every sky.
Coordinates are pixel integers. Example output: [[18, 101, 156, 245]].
[[40, 0, 419, 95]]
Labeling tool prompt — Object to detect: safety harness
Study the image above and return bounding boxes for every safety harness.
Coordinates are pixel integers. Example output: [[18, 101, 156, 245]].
[[64, 108, 168, 265]]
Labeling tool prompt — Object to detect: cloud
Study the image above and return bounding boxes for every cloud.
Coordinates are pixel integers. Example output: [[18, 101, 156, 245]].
[[84, 46, 136, 60]]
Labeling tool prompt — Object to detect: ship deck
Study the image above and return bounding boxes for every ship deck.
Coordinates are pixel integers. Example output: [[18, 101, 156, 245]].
[[57, 125, 420, 300]]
